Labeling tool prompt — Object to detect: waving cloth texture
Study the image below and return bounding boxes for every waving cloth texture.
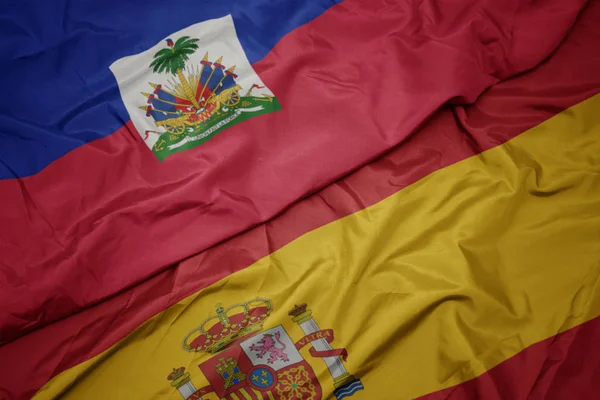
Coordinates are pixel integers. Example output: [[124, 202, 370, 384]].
[[29, 93, 600, 400], [1, 1, 600, 398], [0, 0, 587, 345]]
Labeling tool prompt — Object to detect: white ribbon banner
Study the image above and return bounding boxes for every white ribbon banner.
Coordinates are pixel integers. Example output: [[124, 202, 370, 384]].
[[167, 106, 265, 150]]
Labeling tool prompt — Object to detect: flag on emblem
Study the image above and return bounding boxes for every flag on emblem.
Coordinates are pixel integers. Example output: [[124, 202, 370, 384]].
[[110, 16, 280, 160]]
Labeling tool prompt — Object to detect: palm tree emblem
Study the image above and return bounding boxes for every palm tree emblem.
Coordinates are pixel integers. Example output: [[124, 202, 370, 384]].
[[150, 36, 201, 110], [130, 30, 280, 160]]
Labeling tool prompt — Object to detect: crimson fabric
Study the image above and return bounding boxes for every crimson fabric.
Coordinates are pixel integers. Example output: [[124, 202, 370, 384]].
[[2, 1, 600, 397], [0, 0, 587, 345], [419, 315, 600, 399]]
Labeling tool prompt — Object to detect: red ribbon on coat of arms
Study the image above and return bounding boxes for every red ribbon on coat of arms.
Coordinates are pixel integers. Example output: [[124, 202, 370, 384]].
[[294, 329, 348, 361]]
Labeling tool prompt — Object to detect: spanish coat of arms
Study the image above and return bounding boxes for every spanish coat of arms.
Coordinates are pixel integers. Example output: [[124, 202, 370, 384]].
[[110, 16, 280, 160], [167, 299, 364, 400]]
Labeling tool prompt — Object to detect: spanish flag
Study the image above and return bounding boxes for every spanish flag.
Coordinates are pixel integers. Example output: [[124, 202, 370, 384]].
[[1, 0, 600, 399]]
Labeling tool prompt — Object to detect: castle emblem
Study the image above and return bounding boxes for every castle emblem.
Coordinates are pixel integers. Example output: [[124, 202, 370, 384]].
[[215, 357, 246, 389], [168, 299, 364, 400], [110, 16, 280, 160]]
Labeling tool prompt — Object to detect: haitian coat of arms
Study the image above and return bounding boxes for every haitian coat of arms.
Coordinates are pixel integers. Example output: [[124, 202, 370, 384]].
[[110, 16, 280, 160], [167, 299, 364, 400]]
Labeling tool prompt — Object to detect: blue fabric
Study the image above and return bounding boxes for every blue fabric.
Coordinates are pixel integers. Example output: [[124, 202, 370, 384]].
[[149, 97, 176, 115], [0, 0, 340, 179]]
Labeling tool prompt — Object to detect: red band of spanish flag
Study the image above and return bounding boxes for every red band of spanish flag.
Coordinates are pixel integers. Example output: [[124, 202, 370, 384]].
[[419, 316, 600, 399]]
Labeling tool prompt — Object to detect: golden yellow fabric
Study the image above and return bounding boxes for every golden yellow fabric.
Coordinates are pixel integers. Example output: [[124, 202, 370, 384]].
[[35, 95, 600, 399]]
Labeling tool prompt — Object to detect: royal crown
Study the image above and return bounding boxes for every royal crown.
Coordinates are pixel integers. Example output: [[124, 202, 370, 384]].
[[166, 367, 193, 389], [182, 298, 273, 354], [167, 367, 186, 381], [288, 304, 308, 317]]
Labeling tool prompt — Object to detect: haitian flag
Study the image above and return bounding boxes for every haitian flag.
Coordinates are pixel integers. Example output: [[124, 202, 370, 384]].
[[0, 0, 588, 346]]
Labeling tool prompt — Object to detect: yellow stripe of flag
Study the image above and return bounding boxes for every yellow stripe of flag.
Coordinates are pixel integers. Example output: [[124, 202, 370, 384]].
[[250, 388, 267, 400], [239, 388, 254, 400], [34, 95, 600, 399]]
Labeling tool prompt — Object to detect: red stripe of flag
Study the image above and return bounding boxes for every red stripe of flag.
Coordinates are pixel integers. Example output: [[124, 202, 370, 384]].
[[418, 316, 600, 400]]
